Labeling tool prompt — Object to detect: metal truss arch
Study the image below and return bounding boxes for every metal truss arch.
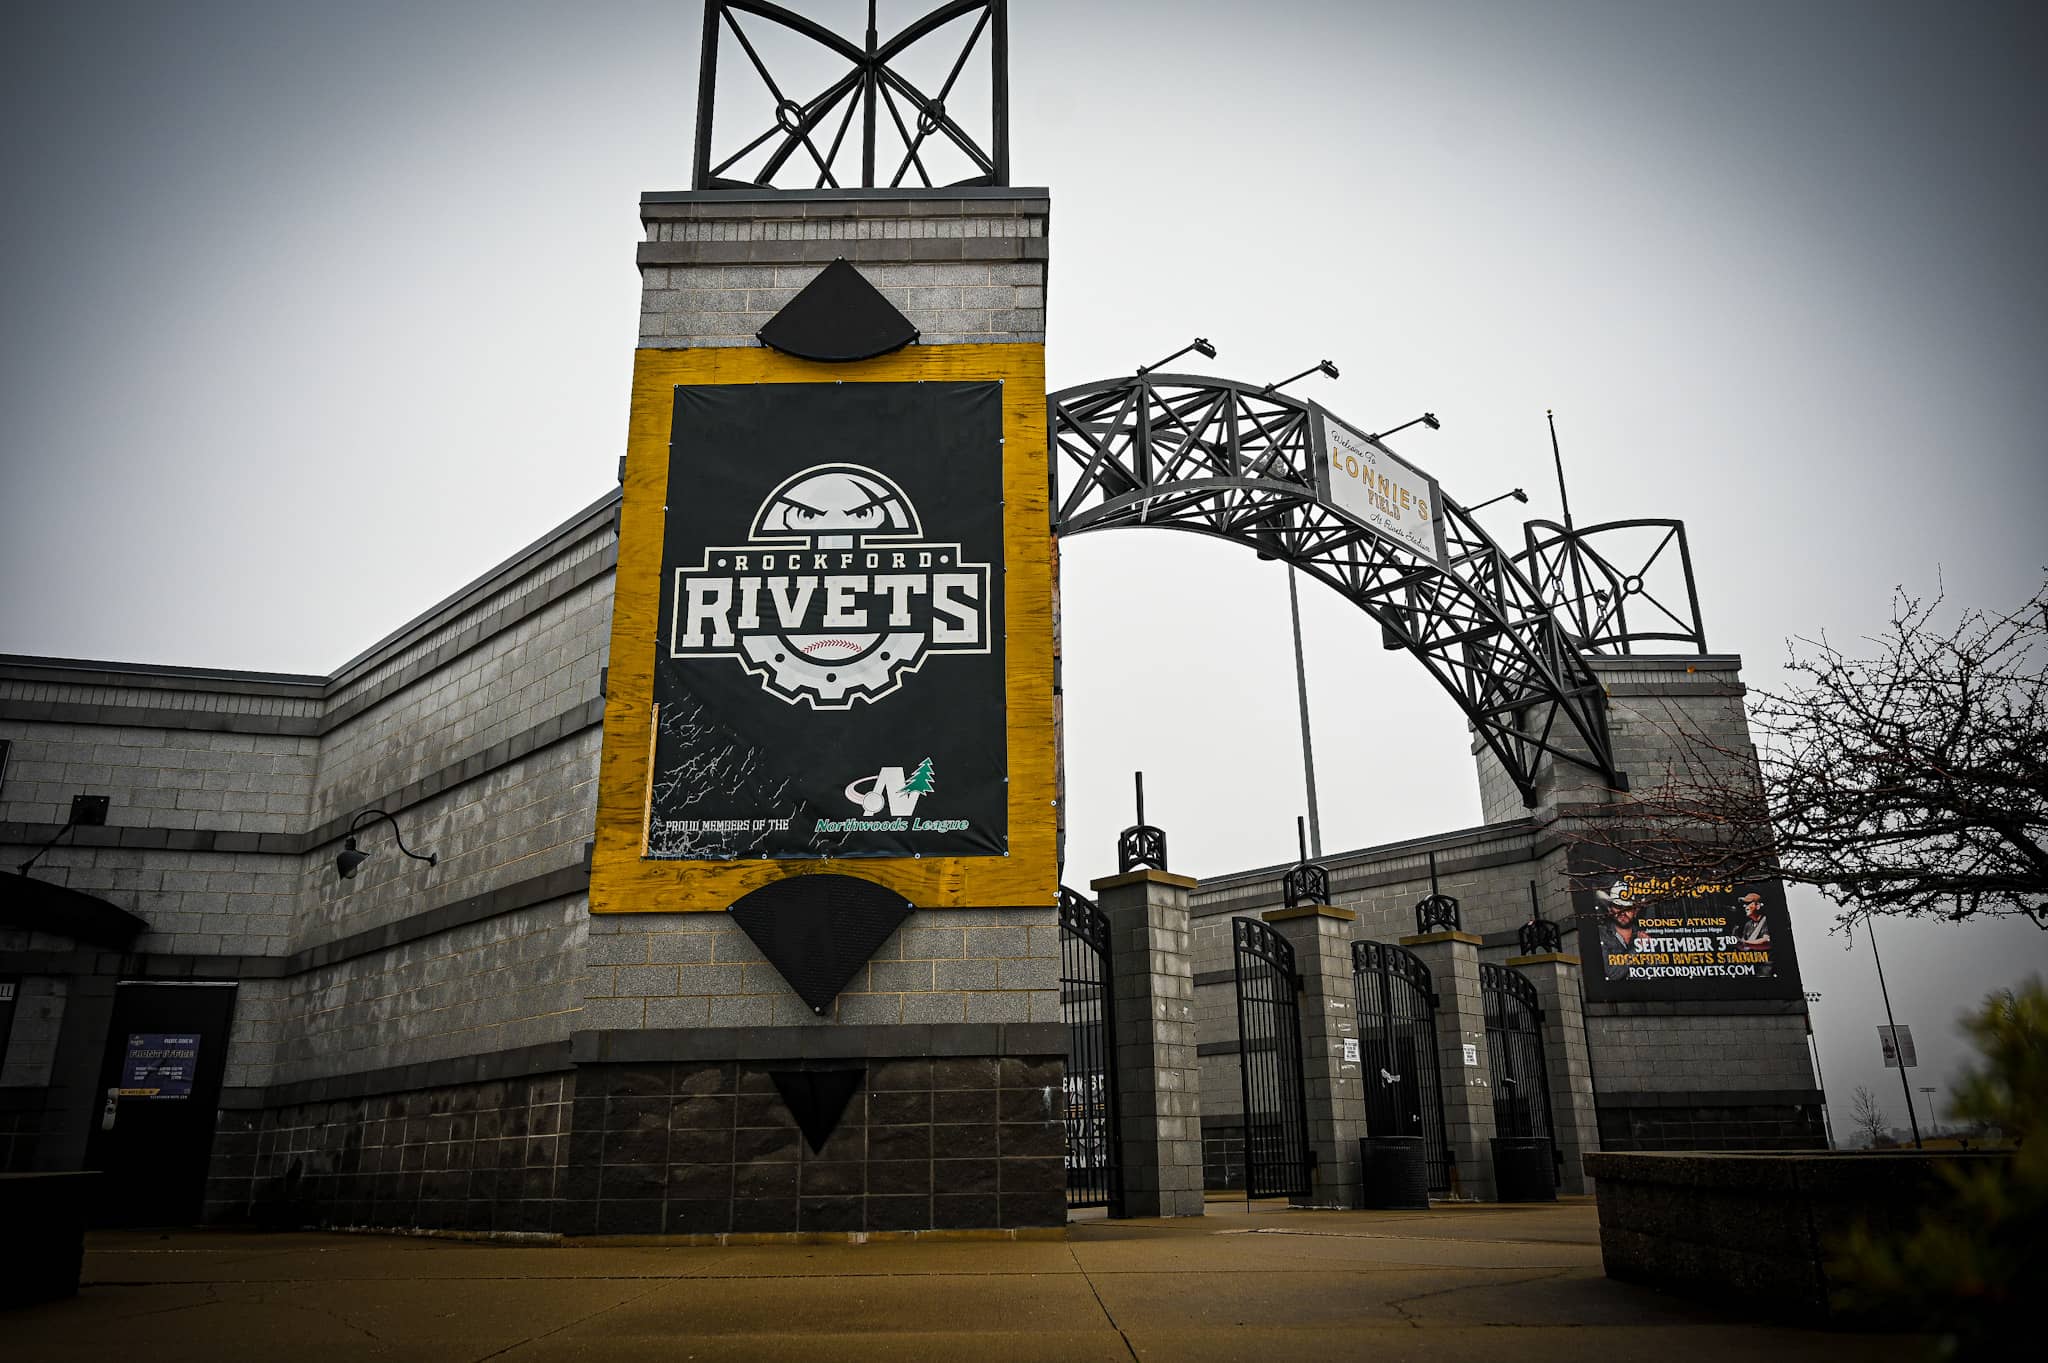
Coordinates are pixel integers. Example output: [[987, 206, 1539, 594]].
[[1048, 373, 1623, 806]]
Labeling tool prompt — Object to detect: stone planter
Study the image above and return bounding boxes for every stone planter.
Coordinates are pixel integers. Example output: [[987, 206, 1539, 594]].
[[1587, 1149, 2011, 1325]]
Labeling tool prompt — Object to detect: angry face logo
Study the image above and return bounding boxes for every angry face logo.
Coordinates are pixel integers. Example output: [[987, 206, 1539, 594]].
[[669, 463, 992, 707]]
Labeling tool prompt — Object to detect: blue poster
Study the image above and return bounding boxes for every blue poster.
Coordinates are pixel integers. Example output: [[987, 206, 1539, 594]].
[[119, 1032, 199, 1098]]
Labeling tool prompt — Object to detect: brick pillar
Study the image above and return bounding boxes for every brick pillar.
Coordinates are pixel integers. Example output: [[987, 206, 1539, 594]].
[[1399, 930, 1496, 1200], [1262, 906, 1366, 1208], [1509, 952, 1599, 1194], [1092, 869, 1204, 1218]]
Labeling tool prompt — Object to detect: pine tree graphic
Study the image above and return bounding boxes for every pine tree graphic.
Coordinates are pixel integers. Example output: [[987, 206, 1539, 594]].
[[901, 758, 937, 795]]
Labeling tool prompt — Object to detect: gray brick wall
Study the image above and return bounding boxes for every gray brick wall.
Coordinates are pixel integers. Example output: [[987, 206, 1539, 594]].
[[582, 907, 1059, 1030], [290, 730, 598, 955], [637, 192, 1049, 348], [1586, 1013, 1814, 1094], [270, 898, 585, 1088], [0, 722, 316, 834], [0, 499, 618, 1105], [311, 570, 611, 830]]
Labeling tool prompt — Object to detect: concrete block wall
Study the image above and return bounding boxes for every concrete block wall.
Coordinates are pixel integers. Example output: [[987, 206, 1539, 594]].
[[1588, 1012, 1814, 1094], [0, 492, 621, 1165], [1475, 655, 1757, 825], [274, 900, 586, 1088], [637, 191, 1049, 347], [0, 719, 317, 835], [289, 728, 601, 953], [309, 557, 612, 832], [580, 908, 1060, 1031]]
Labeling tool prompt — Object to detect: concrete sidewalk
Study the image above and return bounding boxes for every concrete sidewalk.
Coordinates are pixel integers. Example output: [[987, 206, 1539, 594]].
[[8, 1199, 1921, 1361]]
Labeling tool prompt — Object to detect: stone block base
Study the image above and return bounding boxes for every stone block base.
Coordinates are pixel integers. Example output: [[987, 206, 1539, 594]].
[[203, 1041, 1066, 1236]]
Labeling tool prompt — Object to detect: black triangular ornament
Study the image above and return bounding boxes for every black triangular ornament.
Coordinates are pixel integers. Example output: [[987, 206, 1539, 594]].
[[757, 258, 919, 362], [727, 873, 913, 1015], [769, 1068, 865, 1154]]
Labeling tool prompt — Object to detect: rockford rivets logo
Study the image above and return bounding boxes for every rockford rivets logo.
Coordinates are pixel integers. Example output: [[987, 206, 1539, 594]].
[[669, 463, 992, 708]]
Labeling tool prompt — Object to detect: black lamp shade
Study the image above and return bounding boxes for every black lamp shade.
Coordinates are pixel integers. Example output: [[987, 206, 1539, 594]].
[[335, 838, 368, 880]]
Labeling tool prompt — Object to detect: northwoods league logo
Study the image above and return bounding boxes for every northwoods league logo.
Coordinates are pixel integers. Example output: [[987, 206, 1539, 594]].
[[668, 464, 992, 707]]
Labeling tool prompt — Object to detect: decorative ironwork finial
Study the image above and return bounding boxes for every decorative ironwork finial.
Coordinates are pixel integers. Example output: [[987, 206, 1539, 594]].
[[1282, 814, 1329, 909], [693, 1, 1010, 191], [1519, 879, 1562, 955], [1117, 770, 1168, 873], [1413, 850, 1461, 934]]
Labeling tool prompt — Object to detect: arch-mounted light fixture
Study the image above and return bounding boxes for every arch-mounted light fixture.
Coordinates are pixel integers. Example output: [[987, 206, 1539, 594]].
[[1136, 336, 1217, 376], [1372, 412, 1441, 440], [335, 808, 437, 883], [1263, 359, 1339, 394], [1466, 487, 1530, 513]]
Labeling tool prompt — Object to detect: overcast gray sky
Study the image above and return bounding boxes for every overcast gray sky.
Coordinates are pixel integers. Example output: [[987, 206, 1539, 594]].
[[3, 0, 2043, 1136]]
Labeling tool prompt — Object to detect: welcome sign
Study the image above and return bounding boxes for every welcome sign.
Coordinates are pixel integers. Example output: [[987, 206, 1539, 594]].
[[1312, 409, 1446, 566], [591, 345, 1056, 913]]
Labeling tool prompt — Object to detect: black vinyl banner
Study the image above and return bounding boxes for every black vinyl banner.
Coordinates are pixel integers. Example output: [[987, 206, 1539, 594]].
[[1568, 845, 1804, 1003], [648, 381, 1007, 861]]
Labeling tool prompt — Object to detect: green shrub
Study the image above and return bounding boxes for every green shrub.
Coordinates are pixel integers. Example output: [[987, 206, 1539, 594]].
[[1833, 977, 2044, 1357]]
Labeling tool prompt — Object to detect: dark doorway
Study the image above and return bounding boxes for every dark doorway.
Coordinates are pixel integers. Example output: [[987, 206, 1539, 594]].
[[83, 981, 237, 1227]]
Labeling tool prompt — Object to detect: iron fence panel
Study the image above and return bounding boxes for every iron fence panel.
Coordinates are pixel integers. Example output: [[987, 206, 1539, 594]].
[[1233, 917, 1311, 1201], [1352, 940, 1452, 1195], [1059, 886, 1120, 1211]]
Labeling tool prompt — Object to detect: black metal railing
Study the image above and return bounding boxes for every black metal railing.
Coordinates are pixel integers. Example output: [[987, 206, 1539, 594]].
[[1480, 962, 1555, 1145], [1233, 917, 1312, 1202], [1353, 941, 1452, 1195], [1059, 886, 1120, 1212]]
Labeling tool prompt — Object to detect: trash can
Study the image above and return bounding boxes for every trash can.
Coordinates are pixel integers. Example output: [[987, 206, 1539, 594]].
[[1490, 1136, 1557, 1202], [0, 1171, 96, 1307], [1358, 1135, 1430, 1209]]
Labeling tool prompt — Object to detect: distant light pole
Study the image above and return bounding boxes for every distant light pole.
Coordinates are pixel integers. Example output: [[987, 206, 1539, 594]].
[[1285, 564, 1321, 858], [1262, 360, 1345, 858], [1864, 915, 1923, 1149], [1804, 990, 1836, 1149], [1919, 1086, 1939, 1137]]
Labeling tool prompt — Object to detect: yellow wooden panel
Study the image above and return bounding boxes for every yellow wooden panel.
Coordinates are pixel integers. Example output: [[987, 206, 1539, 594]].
[[591, 344, 1056, 913]]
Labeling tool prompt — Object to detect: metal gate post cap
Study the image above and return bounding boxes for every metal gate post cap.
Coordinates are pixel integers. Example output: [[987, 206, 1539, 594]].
[[1089, 868, 1197, 892], [1260, 905, 1355, 922], [1504, 952, 1580, 967], [1398, 930, 1483, 947]]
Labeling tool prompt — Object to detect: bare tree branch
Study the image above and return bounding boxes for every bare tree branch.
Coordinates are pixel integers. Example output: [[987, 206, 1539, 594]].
[[1570, 576, 2048, 932]]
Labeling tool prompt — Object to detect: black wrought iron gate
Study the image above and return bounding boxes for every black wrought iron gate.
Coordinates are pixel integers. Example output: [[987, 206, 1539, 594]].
[[1233, 917, 1312, 1201], [1059, 887, 1121, 1211], [1352, 941, 1452, 1195], [1480, 963, 1555, 1145]]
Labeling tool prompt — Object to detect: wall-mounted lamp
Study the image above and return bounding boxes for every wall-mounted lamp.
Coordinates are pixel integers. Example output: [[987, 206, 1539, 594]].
[[336, 808, 437, 882], [1465, 487, 1530, 513], [17, 794, 110, 876], [1372, 412, 1441, 440], [1264, 359, 1339, 393], [1136, 336, 1217, 375]]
